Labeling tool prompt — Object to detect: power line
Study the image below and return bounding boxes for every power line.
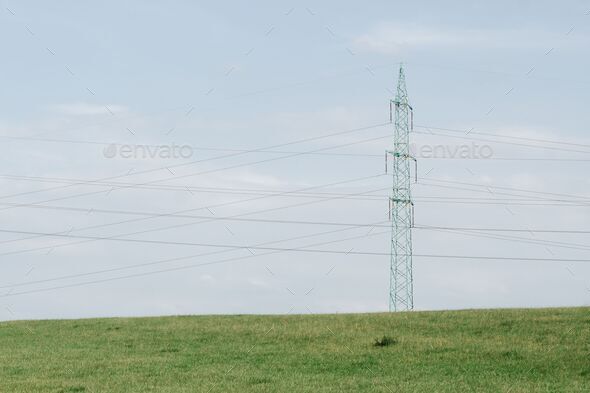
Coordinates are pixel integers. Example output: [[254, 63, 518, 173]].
[[0, 201, 588, 246], [418, 182, 590, 208], [0, 225, 392, 294], [415, 254, 590, 262], [3, 174, 589, 253], [4, 133, 590, 161], [0, 203, 388, 230], [419, 177, 590, 202], [0, 173, 388, 200], [7, 118, 590, 162], [413, 129, 590, 155], [415, 225, 590, 234], [0, 122, 390, 204], [0, 132, 391, 248], [3, 200, 589, 234], [418, 200, 590, 207], [418, 182, 568, 203], [421, 226, 590, 253], [4, 192, 590, 239], [0, 135, 383, 158], [416, 124, 590, 150], [6, 123, 590, 161], [0, 175, 387, 255], [2, 174, 589, 297], [5, 221, 590, 299], [3, 248, 590, 299], [0, 227, 390, 253], [426, 157, 590, 162], [6, 172, 590, 206], [0, 133, 391, 238]]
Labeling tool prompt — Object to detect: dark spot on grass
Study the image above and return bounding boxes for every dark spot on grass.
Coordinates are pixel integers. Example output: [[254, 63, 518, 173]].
[[248, 376, 272, 385], [373, 336, 397, 347], [501, 350, 522, 359], [58, 386, 86, 393], [499, 320, 514, 329], [580, 369, 590, 377], [160, 347, 179, 353], [106, 326, 121, 331]]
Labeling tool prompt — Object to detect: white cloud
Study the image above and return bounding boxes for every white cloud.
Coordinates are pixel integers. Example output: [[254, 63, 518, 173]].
[[199, 274, 216, 284], [351, 25, 579, 55], [52, 103, 128, 116], [352, 26, 473, 54], [229, 170, 289, 187]]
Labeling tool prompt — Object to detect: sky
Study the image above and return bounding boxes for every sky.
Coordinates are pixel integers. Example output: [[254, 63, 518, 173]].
[[0, 0, 589, 320]]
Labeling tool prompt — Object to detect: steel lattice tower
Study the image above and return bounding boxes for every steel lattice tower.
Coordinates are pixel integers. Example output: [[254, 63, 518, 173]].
[[387, 65, 415, 312]]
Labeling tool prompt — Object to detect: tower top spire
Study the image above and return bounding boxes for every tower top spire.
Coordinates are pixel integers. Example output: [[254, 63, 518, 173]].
[[396, 64, 409, 105]]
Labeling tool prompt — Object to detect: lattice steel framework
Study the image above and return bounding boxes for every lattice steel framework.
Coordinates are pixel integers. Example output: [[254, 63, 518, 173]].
[[387, 65, 415, 312]]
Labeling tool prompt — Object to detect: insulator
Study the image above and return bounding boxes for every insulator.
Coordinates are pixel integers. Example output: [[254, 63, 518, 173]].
[[388, 199, 391, 221], [389, 101, 393, 123]]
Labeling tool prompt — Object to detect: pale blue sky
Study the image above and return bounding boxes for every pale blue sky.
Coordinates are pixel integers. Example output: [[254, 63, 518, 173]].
[[0, 1, 589, 320]]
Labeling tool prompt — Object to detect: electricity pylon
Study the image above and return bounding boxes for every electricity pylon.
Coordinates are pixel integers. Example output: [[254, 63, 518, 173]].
[[387, 65, 415, 312]]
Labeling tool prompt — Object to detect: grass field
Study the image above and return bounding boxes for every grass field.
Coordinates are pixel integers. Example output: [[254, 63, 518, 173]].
[[1, 307, 589, 392]]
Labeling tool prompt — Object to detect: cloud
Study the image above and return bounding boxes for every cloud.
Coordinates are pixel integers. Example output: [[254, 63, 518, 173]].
[[351, 25, 575, 55], [52, 103, 128, 116], [199, 274, 216, 284], [352, 26, 472, 54], [228, 170, 289, 187]]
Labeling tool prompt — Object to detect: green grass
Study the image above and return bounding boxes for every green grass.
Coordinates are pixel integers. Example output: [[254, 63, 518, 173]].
[[1, 307, 589, 392]]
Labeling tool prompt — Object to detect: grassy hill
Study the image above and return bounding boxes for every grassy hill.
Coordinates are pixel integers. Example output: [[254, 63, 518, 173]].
[[0, 307, 589, 392]]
